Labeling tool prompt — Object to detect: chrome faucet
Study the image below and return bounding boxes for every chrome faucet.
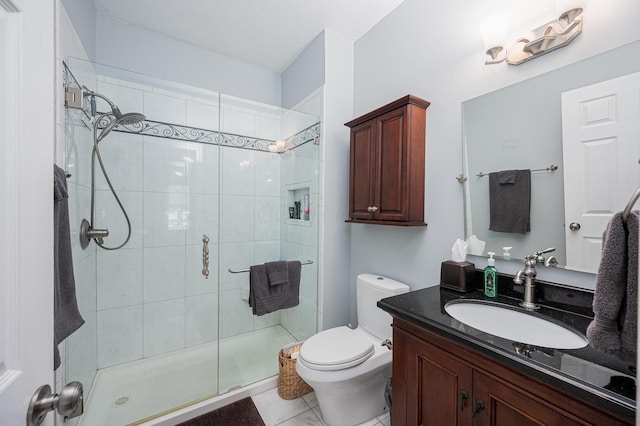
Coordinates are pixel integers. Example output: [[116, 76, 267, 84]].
[[513, 247, 555, 310]]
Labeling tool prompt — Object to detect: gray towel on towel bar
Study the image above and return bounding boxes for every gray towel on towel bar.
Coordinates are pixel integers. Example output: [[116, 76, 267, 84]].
[[53, 165, 85, 370], [586, 211, 638, 361], [249, 261, 301, 316], [265, 260, 288, 286], [489, 169, 531, 234]]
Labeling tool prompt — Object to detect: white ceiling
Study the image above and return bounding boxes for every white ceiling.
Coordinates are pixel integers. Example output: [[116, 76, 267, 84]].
[[93, 0, 405, 72]]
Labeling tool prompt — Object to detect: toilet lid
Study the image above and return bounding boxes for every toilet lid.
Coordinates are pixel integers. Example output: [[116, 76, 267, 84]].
[[299, 326, 374, 371]]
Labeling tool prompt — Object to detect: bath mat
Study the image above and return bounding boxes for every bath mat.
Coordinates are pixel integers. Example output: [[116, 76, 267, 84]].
[[177, 397, 265, 426]]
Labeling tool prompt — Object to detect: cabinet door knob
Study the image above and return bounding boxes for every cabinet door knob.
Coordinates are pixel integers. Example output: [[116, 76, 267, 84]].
[[459, 390, 469, 411], [472, 399, 486, 417], [370, 206, 378, 212]]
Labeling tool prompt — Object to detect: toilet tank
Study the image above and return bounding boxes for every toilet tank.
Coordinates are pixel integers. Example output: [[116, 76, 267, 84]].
[[357, 273, 410, 340]]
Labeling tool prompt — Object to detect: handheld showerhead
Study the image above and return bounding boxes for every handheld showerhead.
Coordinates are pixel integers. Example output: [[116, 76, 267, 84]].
[[83, 86, 145, 124], [117, 112, 146, 125], [81, 86, 146, 251], [82, 86, 146, 141], [97, 111, 146, 142]]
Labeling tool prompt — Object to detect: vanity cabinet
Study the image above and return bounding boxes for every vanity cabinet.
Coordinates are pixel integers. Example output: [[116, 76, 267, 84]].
[[392, 317, 632, 426], [345, 95, 430, 226]]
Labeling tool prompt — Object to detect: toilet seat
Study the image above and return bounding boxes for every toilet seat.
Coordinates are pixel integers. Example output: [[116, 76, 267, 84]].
[[299, 326, 375, 371]]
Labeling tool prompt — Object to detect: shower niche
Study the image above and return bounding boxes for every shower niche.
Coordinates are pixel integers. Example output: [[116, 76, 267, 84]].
[[286, 182, 312, 224], [62, 57, 320, 426]]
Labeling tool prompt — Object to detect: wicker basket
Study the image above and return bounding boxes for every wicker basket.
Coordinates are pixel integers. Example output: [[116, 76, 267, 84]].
[[277, 346, 313, 400]]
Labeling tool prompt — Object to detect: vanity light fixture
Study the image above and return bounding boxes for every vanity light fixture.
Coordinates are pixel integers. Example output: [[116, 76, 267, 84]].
[[481, 0, 585, 65]]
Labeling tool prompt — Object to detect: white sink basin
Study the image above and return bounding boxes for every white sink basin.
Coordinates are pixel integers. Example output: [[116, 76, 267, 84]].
[[444, 300, 588, 349]]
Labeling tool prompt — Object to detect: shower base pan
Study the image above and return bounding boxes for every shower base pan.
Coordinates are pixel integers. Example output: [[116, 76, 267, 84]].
[[78, 325, 295, 426]]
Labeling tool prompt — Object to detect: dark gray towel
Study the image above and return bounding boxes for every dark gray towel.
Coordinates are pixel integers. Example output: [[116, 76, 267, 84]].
[[54, 165, 85, 369], [489, 169, 531, 234], [586, 211, 638, 362], [249, 261, 301, 316], [265, 260, 288, 286], [621, 211, 638, 360]]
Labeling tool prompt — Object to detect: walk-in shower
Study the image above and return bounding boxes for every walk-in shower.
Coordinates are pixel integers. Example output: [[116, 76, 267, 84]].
[[62, 58, 321, 425]]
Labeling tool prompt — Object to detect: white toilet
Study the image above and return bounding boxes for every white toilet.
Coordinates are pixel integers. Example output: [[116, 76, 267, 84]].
[[296, 273, 410, 426]]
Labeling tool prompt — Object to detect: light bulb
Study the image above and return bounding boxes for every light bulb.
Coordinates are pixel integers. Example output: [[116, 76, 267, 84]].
[[480, 12, 510, 52]]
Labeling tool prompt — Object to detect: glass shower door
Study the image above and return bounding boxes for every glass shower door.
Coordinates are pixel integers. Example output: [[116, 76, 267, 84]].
[[216, 94, 320, 391]]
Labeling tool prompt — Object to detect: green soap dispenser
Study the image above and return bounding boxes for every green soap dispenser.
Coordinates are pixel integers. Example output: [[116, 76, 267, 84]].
[[484, 252, 498, 299]]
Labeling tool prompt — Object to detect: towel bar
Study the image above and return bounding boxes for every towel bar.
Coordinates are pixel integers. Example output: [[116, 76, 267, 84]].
[[622, 188, 640, 223], [476, 164, 558, 178], [228, 259, 313, 274]]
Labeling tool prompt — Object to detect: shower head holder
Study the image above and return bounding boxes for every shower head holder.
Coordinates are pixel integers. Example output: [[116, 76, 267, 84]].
[[80, 219, 109, 249]]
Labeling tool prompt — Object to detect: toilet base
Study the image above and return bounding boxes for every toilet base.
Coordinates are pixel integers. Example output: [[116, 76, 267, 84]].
[[312, 363, 390, 426]]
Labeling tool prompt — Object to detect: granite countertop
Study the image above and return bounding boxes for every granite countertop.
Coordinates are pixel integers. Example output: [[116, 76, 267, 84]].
[[377, 278, 636, 421]]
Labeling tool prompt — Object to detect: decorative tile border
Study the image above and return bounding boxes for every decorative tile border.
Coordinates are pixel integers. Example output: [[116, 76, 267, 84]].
[[64, 62, 320, 153], [103, 117, 320, 153]]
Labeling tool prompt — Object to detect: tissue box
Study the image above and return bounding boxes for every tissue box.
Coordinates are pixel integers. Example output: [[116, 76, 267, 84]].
[[440, 261, 475, 292]]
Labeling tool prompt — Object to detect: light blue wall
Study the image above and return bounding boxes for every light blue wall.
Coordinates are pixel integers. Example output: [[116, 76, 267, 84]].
[[281, 31, 325, 109], [281, 29, 354, 331], [351, 0, 640, 296], [94, 15, 282, 106], [61, 0, 97, 60], [319, 30, 354, 330]]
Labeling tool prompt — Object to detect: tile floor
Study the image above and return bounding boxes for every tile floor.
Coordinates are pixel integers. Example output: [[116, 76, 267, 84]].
[[252, 387, 391, 426]]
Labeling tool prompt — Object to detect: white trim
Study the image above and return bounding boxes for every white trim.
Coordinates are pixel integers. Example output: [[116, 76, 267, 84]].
[[0, 0, 21, 381]]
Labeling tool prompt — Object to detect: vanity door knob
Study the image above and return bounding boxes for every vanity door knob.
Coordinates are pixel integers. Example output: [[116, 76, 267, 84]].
[[459, 390, 469, 411], [472, 399, 486, 417], [569, 222, 581, 231], [370, 206, 378, 212]]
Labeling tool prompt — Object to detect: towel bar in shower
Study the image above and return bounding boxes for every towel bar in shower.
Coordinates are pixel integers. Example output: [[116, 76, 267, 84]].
[[228, 260, 314, 274]]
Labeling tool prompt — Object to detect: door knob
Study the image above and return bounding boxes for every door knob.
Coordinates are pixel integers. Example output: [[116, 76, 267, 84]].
[[27, 382, 83, 426], [569, 222, 581, 231]]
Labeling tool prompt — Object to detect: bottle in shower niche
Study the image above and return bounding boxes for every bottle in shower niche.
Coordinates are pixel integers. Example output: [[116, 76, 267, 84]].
[[302, 194, 310, 221], [484, 252, 498, 299]]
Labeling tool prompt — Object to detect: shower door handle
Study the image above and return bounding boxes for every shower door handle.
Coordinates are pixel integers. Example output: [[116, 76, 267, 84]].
[[202, 234, 210, 279]]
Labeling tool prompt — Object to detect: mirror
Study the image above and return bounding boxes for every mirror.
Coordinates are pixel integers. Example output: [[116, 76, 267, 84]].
[[462, 40, 640, 272]]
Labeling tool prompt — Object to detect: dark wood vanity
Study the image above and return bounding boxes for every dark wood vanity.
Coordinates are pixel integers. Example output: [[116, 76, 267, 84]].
[[392, 318, 631, 425], [378, 281, 635, 426]]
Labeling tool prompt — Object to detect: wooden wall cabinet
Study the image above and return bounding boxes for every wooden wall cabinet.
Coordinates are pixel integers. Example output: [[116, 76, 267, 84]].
[[345, 95, 430, 226], [392, 318, 632, 426]]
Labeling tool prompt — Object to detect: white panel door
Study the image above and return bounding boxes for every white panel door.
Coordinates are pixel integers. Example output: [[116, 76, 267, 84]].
[[562, 72, 640, 273], [0, 1, 56, 425]]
